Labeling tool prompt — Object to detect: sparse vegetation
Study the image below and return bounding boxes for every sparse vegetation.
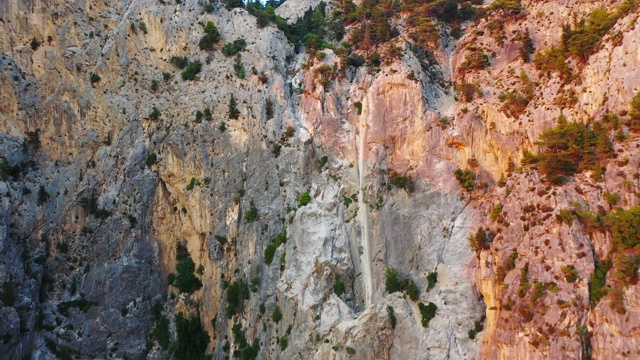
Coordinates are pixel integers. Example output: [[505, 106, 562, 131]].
[[175, 312, 209, 360], [334, 274, 346, 296], [264, 232, 286, 266], [389, 171, 415, 193], [173, 257, 203, 294], [454, 168, 476, 192], [228, 94, 240, 119], [384, 267, 420, 301], [221, 39, 247, 56], [226, 279, 250, 318], [299, 192, 312, 206], [199, 21, 221, 51], [418, 302, 437, 328], [181, 61, 202, 80]]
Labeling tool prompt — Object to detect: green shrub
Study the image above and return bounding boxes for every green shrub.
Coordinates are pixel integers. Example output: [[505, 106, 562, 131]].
[[170, 56, 189, 69], [418, 302, 437, 328], [150, 79, 159, 92], [37, 185, 50, 205], [265, 99, 274, 119], [460, 51, 490, 71], [556, 209, 574, 225], [519, 29, 535, 62], [226, 279, 250, 318], [533, 47, 570, 80], [151, 316, 170, 349], [630, 92, 640, 131], [30, 37, 41, 50], [468, 227, 491, 252], [228, 94, 240, 119], [387, 306, 397, 329], [468, 318, 484, 339], [221, 39, 247, 56], [186, 177, 197, 191], [604, 192, 620, 207], [602, 206, 640, 251], [561, 265, 579, 283], [427, 272, 437, 291], [490, 204, 503, 222], [231, 323, 260, 359], [454, 168, 476, 192], [138, 21, 147, 34], [384, 267, 420, 300], [334, 274, 346, 296], [145, 153, 158, 167], [203, 108, 212, 121], [389, 172, 415, 193], [299, 192, 311, 206], [58, 299, 96, 316], [174, 257, 202, 294], [264, 232, 286, 265], [354, 102, 363, 115], [346, 347, 356, 355], [149, 107, 160, 120], [234, 54, 245, 79], [589, 258, 612, 305], [175, 312, 209, 360], [457, 82, 483, 102], [279, 336, 288, 350], [163, 72, 172, 82], [272, 306, 282, 323], [181, 61, 202, 80], [244, 202, 259, 223], [532, 117, 613, 183], [90, 73, 101, 84], [199, 21, 221, 51]]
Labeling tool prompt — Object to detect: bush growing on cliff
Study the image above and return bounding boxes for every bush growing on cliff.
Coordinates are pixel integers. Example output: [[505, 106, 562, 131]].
[[530, 117, 613, 184], [389, 172, 415, 193], [174, 257, 202, 294], [299, 192, 312, 206], [418, 302, 437, 328], [272, 306, 282, 323], [630, 92, 640, 131], [228, 94, 240, 119], [26, 128, 42, 150], [468, 227, 491, 252], [198, 21, 221, 51], [334, 274, 346, 296], [264, 232, 286, 265], [175, 312, 209, 360], [181, 61, 202, 80], [589, 258, 612, 306], [226, 279, 250, 318], [385, 267, 420, 300], [149, 107, 160, 120], [222, 39, 247, 56], [244, 201, 259, 222], [170, 56, 189, 69], [454, 168, 476, 192]]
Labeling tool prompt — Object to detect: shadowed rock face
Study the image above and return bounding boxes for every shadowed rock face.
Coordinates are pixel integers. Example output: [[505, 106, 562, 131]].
[[2, 0, 640, 359]]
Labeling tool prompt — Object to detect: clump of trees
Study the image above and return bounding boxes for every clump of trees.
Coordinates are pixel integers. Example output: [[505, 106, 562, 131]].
[[522, 116, 613, 184], [385, 267, 420, 301], [199, 21, 220, 51]]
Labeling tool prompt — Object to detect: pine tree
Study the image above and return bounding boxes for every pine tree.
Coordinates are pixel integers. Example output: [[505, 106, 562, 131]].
[[228, 94, 240, 119], [519, 29, 535, 62]]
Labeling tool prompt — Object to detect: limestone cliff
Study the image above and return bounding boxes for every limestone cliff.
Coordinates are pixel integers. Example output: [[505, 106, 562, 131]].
[[1, 0, 639, 359]]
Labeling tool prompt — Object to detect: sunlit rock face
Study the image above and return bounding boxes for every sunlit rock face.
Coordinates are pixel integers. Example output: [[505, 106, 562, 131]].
[[2, 0, 640, 359]]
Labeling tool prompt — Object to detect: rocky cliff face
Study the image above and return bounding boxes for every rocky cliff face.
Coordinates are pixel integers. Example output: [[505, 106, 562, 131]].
[[1, 0, 639, 359]]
